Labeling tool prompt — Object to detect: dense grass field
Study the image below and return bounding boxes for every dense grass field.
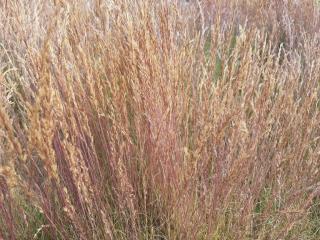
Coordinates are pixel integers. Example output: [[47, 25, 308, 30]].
[[0, 0, 320, 239]]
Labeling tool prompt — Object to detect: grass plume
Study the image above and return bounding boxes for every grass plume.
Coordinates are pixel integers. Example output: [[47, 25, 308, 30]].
[[0, 0, 320, 239]]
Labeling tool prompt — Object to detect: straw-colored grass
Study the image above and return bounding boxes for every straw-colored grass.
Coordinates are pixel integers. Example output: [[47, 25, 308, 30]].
[[0, 0, 320, 239]]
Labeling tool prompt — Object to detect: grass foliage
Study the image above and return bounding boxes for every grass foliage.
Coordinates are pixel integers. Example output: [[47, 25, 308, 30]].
[[0, 0, 320, 239]]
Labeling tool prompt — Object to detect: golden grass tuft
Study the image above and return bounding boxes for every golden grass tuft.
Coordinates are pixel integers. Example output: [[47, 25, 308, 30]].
[[0, 0, 320, 239]]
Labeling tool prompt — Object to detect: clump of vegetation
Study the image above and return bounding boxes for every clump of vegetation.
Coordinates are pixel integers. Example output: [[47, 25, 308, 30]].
[[0, 0, 320, 239]]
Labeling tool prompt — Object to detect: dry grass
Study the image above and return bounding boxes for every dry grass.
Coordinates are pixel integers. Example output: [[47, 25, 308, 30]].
[[0, 0, 320, 239]]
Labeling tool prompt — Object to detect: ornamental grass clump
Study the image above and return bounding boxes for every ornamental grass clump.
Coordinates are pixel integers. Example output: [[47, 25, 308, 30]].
[[0, 0, 320, 239]]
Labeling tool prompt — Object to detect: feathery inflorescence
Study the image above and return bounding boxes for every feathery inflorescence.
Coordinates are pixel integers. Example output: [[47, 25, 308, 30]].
[[0, 0, 320, 239]]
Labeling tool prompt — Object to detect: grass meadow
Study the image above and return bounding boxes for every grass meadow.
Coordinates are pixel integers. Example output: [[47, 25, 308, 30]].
[[0, 0, 320, 239]]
